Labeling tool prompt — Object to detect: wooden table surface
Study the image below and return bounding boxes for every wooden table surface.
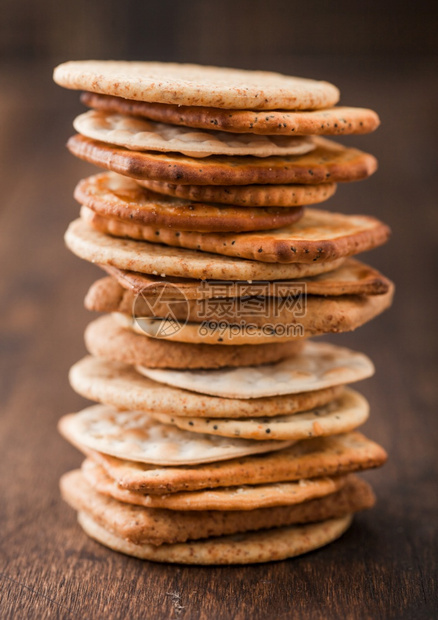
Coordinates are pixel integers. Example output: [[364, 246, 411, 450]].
[[1, 58, 437, 619]]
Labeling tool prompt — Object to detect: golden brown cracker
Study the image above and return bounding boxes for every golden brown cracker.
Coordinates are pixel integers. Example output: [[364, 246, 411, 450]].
[[81, 93, 379, 136], [85, 314, 304, 369], [89, 432, 387, 494], [75, 172, 304, 233], [67, 134, 377, 185], [61, 470, 373, 545]]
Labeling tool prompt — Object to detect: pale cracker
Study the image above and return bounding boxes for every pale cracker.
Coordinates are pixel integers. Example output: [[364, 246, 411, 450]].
[[82, 458, 348, 511], [81, 205, 391, 264], [70, 356, 342, 419], [58, 404, 293, 466], [75, 172, 304, 233], [150, 388, 368, 441], [89, 431, 387, 493], [137, 340, 375, 398], [81, 93, 380, 136], [74, 111, 315, 158], [65, 218, 346, 281], [54, 61, 340, 110]]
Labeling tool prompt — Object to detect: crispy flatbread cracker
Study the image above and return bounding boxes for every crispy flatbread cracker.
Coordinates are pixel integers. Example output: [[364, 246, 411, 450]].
[[137, 178, 337, 207], [85, 315, 303, 369], [82, 458, 348, 511], [67, 135, 377, 185], [54, 61, 340, 110], [65, 218, 345, 280], [70, 356, 342, 419], [150, 388, 369, 441], [108, 283, 394, 344], [75, 172, 304, 233], [137, 340, 374, 398], [82, 93, 380, 136], [99, 258, 391, 300], [81, 205, 391, 264], [74, 111, 315, 158], [59, 405, 293, 467], [88, 431, 387, 493], [78, 511, 352, 564], [61, 470, 372, 544]]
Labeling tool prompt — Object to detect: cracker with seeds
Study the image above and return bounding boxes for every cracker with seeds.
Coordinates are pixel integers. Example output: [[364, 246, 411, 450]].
[[87, 431, 387, 494], [78, 511, 353, 564], [75, 172, 304, 233], [66, 218, 345, 281], [81, 205, 391, 264], [98, 258, 392, 300], [85, 315, 303, 369], [86, 274, 393, 332], [67, 135, 377, 185], [150, 388, 369, 441], [81, 92, 380, 136], [70, 356, 342, 419], [137, 340, 374, 398], [82, 458, 349, 511], [137, 178, 337, 207], [54, 61, 340, 110], [61, 470, 373, 545], [109, 282, 394, 344]]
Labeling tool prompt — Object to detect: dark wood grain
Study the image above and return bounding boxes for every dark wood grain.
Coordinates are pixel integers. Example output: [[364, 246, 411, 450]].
[[0, 58, 437, 620]]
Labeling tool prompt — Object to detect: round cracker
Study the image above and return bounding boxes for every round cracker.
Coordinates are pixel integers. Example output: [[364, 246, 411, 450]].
[[82, 205, 391, 264], [65, 218, 346, 281], [77, 511, 352, 564], [54, 61, 340, 110], [75, 172, 304, 233], [87, 276, 393, 337], [82, 93, 380, 136], [82, 458, 348, 510], [86, 315, 303, 369], [69, 356, 342, 419], [74, 111, 315, 158], [112, 278, 393, 345], [67, 134, 377, 185], [58, 404, 293, 466], [137, 341, 374, 398], [63, 471, 373, 546], [136, 179, 337, 207], [100, 258, 392, 299], [113, 311, 305, 345], [150, 388, 369, 441]]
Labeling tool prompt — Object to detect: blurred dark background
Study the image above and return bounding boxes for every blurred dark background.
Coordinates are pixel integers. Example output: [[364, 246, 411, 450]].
[[2, 0, 438, 63]]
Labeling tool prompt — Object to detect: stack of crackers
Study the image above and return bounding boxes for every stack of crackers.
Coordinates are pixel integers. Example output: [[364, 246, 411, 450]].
[[53, 61, 393, 564]]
